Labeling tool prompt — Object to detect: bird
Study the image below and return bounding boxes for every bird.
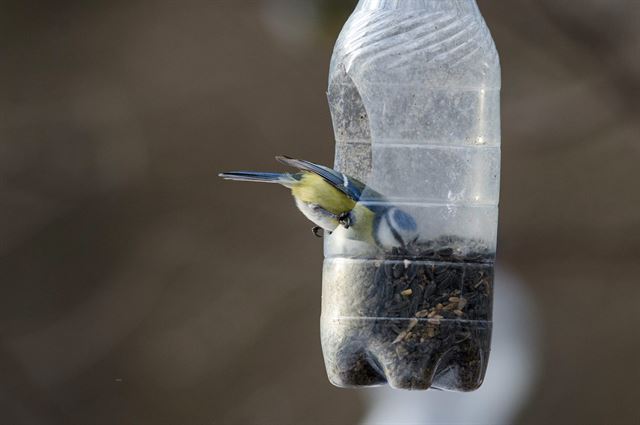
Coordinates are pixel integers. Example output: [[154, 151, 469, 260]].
[[219, 156, 418, 248]]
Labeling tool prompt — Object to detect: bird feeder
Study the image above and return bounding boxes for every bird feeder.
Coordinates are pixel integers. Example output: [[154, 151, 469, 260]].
[[321, 0, 500, 391]]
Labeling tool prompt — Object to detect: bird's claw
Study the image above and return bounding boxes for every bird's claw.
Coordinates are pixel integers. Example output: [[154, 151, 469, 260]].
[[338, 212, 352, 229], [312, 226, 324, 238]]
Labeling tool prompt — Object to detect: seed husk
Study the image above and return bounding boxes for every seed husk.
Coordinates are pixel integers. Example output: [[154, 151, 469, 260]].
[[415, 309, 430, 318]]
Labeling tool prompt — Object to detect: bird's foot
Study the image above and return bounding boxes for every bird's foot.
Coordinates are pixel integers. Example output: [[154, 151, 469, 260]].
[[312, 226, 324, 238], [338, 212, 352, 229]]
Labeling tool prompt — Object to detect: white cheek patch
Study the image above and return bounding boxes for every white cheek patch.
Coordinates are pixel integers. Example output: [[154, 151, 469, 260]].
[[376, 215, 401, 248], [388, 208, 417, 243]]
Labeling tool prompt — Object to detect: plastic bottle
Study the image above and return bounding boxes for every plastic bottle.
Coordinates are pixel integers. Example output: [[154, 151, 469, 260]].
[[322, 0, 500, 391]]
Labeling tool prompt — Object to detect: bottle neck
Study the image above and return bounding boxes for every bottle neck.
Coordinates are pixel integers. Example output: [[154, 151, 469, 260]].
[[356, 0, 479, 14]]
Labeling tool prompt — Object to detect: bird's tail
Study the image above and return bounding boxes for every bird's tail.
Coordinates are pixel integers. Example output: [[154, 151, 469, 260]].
[[218, 171, 291, 184]]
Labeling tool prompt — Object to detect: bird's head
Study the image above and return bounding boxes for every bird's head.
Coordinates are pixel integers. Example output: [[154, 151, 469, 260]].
[[375, 207, 418, 249]]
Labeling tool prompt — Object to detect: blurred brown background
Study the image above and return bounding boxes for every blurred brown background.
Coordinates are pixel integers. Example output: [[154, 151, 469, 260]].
[[1, 1, 639, 424]]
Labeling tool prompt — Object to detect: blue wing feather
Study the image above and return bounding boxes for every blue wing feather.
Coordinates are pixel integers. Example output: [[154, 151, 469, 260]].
[[275, 155, 367, 201]]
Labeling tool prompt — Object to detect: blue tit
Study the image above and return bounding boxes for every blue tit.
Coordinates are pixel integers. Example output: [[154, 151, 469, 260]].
[[219, 156, 418, 248]]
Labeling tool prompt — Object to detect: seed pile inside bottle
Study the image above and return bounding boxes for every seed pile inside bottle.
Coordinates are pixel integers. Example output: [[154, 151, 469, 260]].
[[322, 236, 494, 391]]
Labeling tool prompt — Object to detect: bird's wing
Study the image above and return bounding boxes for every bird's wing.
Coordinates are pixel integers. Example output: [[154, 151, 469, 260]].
[[275, 155, 368, 202]]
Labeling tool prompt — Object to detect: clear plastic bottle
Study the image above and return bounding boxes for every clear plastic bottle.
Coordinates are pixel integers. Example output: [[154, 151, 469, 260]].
[[322, 0, 500, 391]]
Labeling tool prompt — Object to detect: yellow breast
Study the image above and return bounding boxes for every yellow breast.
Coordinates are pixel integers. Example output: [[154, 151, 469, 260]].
[[291, 173, 356, 216]]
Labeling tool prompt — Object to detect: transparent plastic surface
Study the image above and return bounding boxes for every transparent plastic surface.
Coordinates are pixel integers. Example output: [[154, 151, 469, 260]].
[[322, 0, 500, 391]]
